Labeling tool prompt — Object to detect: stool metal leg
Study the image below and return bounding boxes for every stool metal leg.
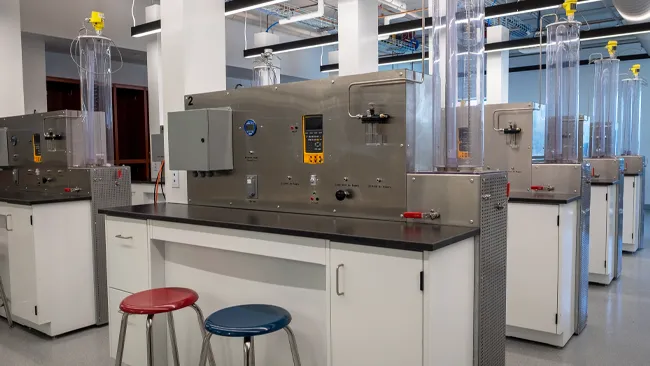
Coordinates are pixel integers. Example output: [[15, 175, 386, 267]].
[[191, 304, 216, 366], [198, 333, 213, 366], [114, 313, 130, 366], [167, 312, 181, 366], [146, 314, 155, 366], [284, 326, 302, 366], [243, 336, 255, 366], [0, 275, 12, 327]]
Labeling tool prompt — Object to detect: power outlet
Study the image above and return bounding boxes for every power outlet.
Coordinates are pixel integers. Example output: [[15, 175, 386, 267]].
[[171, 171, 180, 188]]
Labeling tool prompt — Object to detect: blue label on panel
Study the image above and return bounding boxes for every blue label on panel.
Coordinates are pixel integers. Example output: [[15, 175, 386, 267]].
[[243, 119, 257, 136]]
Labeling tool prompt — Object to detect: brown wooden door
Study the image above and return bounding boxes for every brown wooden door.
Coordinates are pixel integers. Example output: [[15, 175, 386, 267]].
[[46, 77, 81, 112], [113, 84, 150, 181]]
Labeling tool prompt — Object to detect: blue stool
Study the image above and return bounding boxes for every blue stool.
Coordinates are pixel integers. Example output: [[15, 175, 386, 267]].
[[199, 304, 301, 366]]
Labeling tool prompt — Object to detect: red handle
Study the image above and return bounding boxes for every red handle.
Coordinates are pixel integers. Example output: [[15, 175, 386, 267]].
[[64, 188, 71, 193], [530, 185, 545, 191], [403, 212, 423, 219], [507, 182, 510, 197]]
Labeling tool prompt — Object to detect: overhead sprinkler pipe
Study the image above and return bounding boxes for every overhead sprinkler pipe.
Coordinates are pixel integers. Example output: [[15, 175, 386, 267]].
[[279, 0, 324, 25]]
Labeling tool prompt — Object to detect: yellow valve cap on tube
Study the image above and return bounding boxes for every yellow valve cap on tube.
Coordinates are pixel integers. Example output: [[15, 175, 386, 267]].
[[89, 11, 105, 32], [631, 64, 641, 77], [562, 0, 577, 17], [606, 41, 618, 57]]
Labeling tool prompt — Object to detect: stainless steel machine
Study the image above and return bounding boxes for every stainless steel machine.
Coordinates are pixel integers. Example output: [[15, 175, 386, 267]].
[[482, 6, 592, 347], [0, 110, 131, 325], [168, 68, 508, 365], [584, 43, 624, 285], [620, 64, 646, 253]]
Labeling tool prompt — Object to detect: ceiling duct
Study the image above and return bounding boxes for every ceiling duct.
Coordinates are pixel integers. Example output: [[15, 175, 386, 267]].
[[609, 0, 650, 55]]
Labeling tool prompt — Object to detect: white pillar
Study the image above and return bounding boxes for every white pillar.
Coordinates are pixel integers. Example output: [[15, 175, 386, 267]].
[[0, 0, 25, 117], [161, 0, 186, 203], [338, 0, 378, 76], [184, 0, 226, 94], [486, 25, 510, 104], [146, 5, 163, 132], [22, 34, 47, 114]]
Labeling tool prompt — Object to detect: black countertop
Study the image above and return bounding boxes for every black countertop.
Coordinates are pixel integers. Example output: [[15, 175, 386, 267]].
[[0, 191, 92, 205], [99, 203, 479, 252], [508, 191, 581, 204]]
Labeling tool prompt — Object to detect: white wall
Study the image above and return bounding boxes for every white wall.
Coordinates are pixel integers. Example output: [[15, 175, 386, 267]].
[[22, 34, 47, 113], [509, 58, 650, 204], [45, 52, 148, 86]]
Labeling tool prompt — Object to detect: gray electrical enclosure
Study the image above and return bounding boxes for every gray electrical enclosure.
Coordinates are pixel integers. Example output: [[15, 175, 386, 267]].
[[168, 108, 233, 171]]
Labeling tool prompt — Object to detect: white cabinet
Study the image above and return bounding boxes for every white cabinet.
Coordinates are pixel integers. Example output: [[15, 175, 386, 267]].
[[589, 185, 616, 279], [506, 202, 577, 347], [3, 205, 42, 324], [108, 288, 148, 366], [623, 176, 642, 252], [329, 242, 423, 366], [105, 217, 150, 293]]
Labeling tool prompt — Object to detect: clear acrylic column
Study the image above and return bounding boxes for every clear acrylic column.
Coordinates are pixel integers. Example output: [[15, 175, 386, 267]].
[[544, 20, 580, 163], [591, 58, 619, 157], [619, 77, 643, 156], [444, 0, 485, 169], [78, 35, 114, 166]]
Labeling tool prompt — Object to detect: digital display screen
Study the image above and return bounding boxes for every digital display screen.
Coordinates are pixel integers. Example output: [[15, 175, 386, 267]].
[[304, 115, 323, 131], [245, 124, 255, 131]]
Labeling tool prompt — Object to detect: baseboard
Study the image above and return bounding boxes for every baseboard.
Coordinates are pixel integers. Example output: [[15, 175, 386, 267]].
[[506, 325, 572, 348], [589, 272, 614, 285]]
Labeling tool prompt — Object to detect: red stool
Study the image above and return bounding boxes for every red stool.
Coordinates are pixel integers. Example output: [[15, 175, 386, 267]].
[[115, 287, 216, 366]]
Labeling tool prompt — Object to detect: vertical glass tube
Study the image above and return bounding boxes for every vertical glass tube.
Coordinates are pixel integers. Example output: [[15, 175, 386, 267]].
[[590, 58, 619, 157], [544, 21, 580, 163], [79, 35, 114, 166], [431, 0, 444, 169], [619, 78, 642, 155], [445, 0, 485, 169]]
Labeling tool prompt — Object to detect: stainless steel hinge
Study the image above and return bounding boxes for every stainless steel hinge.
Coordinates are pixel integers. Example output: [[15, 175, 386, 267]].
[[420, 271, 424, 292]]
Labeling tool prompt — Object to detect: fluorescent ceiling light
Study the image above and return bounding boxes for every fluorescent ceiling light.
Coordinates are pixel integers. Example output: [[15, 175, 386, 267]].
[[225, 0, 289, 16], [131, 20, 161, 38], [132, 29, 161, 38], [485, 0, 600, 20], [583, 30, 650, 41]]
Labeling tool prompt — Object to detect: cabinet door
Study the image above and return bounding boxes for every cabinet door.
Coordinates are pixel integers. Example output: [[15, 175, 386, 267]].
[[6, 205, 44, 324], [622, 177, 635, 245], [108, 287, 147, 366], [589, 186, 609, 275], [605, 185, 617, 274], [330, 242, 423, 366], [507, 203, 559, 334]]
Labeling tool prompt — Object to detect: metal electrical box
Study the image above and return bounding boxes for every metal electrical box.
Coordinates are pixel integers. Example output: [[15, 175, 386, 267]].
[[168, 108, 233, 171]]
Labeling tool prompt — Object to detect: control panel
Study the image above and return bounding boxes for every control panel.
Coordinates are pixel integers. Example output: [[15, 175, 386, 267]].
[[303, 114, 324, 164]]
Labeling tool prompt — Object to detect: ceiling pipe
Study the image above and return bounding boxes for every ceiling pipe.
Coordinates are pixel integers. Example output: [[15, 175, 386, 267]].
[[607, 0, 650, 55], [279, 0, 324, 25], [230, 12, 325, 38]]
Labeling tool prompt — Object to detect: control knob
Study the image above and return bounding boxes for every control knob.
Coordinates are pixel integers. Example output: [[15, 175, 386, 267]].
[[335, 190, 352, 201]]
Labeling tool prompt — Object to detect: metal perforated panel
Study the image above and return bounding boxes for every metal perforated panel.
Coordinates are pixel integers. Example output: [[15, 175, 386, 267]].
[[89, 167, 131, 325], [636, 172, 645, 249], [476, 173, 508, 366], [616, 171, 624, 278], [575, 164, 591, 334]]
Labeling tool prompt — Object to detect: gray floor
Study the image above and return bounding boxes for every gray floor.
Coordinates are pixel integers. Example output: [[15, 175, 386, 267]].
[[2, 230, 650, 365]]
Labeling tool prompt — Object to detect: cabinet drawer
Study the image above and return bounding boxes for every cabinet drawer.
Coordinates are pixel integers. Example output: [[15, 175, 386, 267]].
[[106, 217, 149, 293], [108, 287, 147, 366]]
